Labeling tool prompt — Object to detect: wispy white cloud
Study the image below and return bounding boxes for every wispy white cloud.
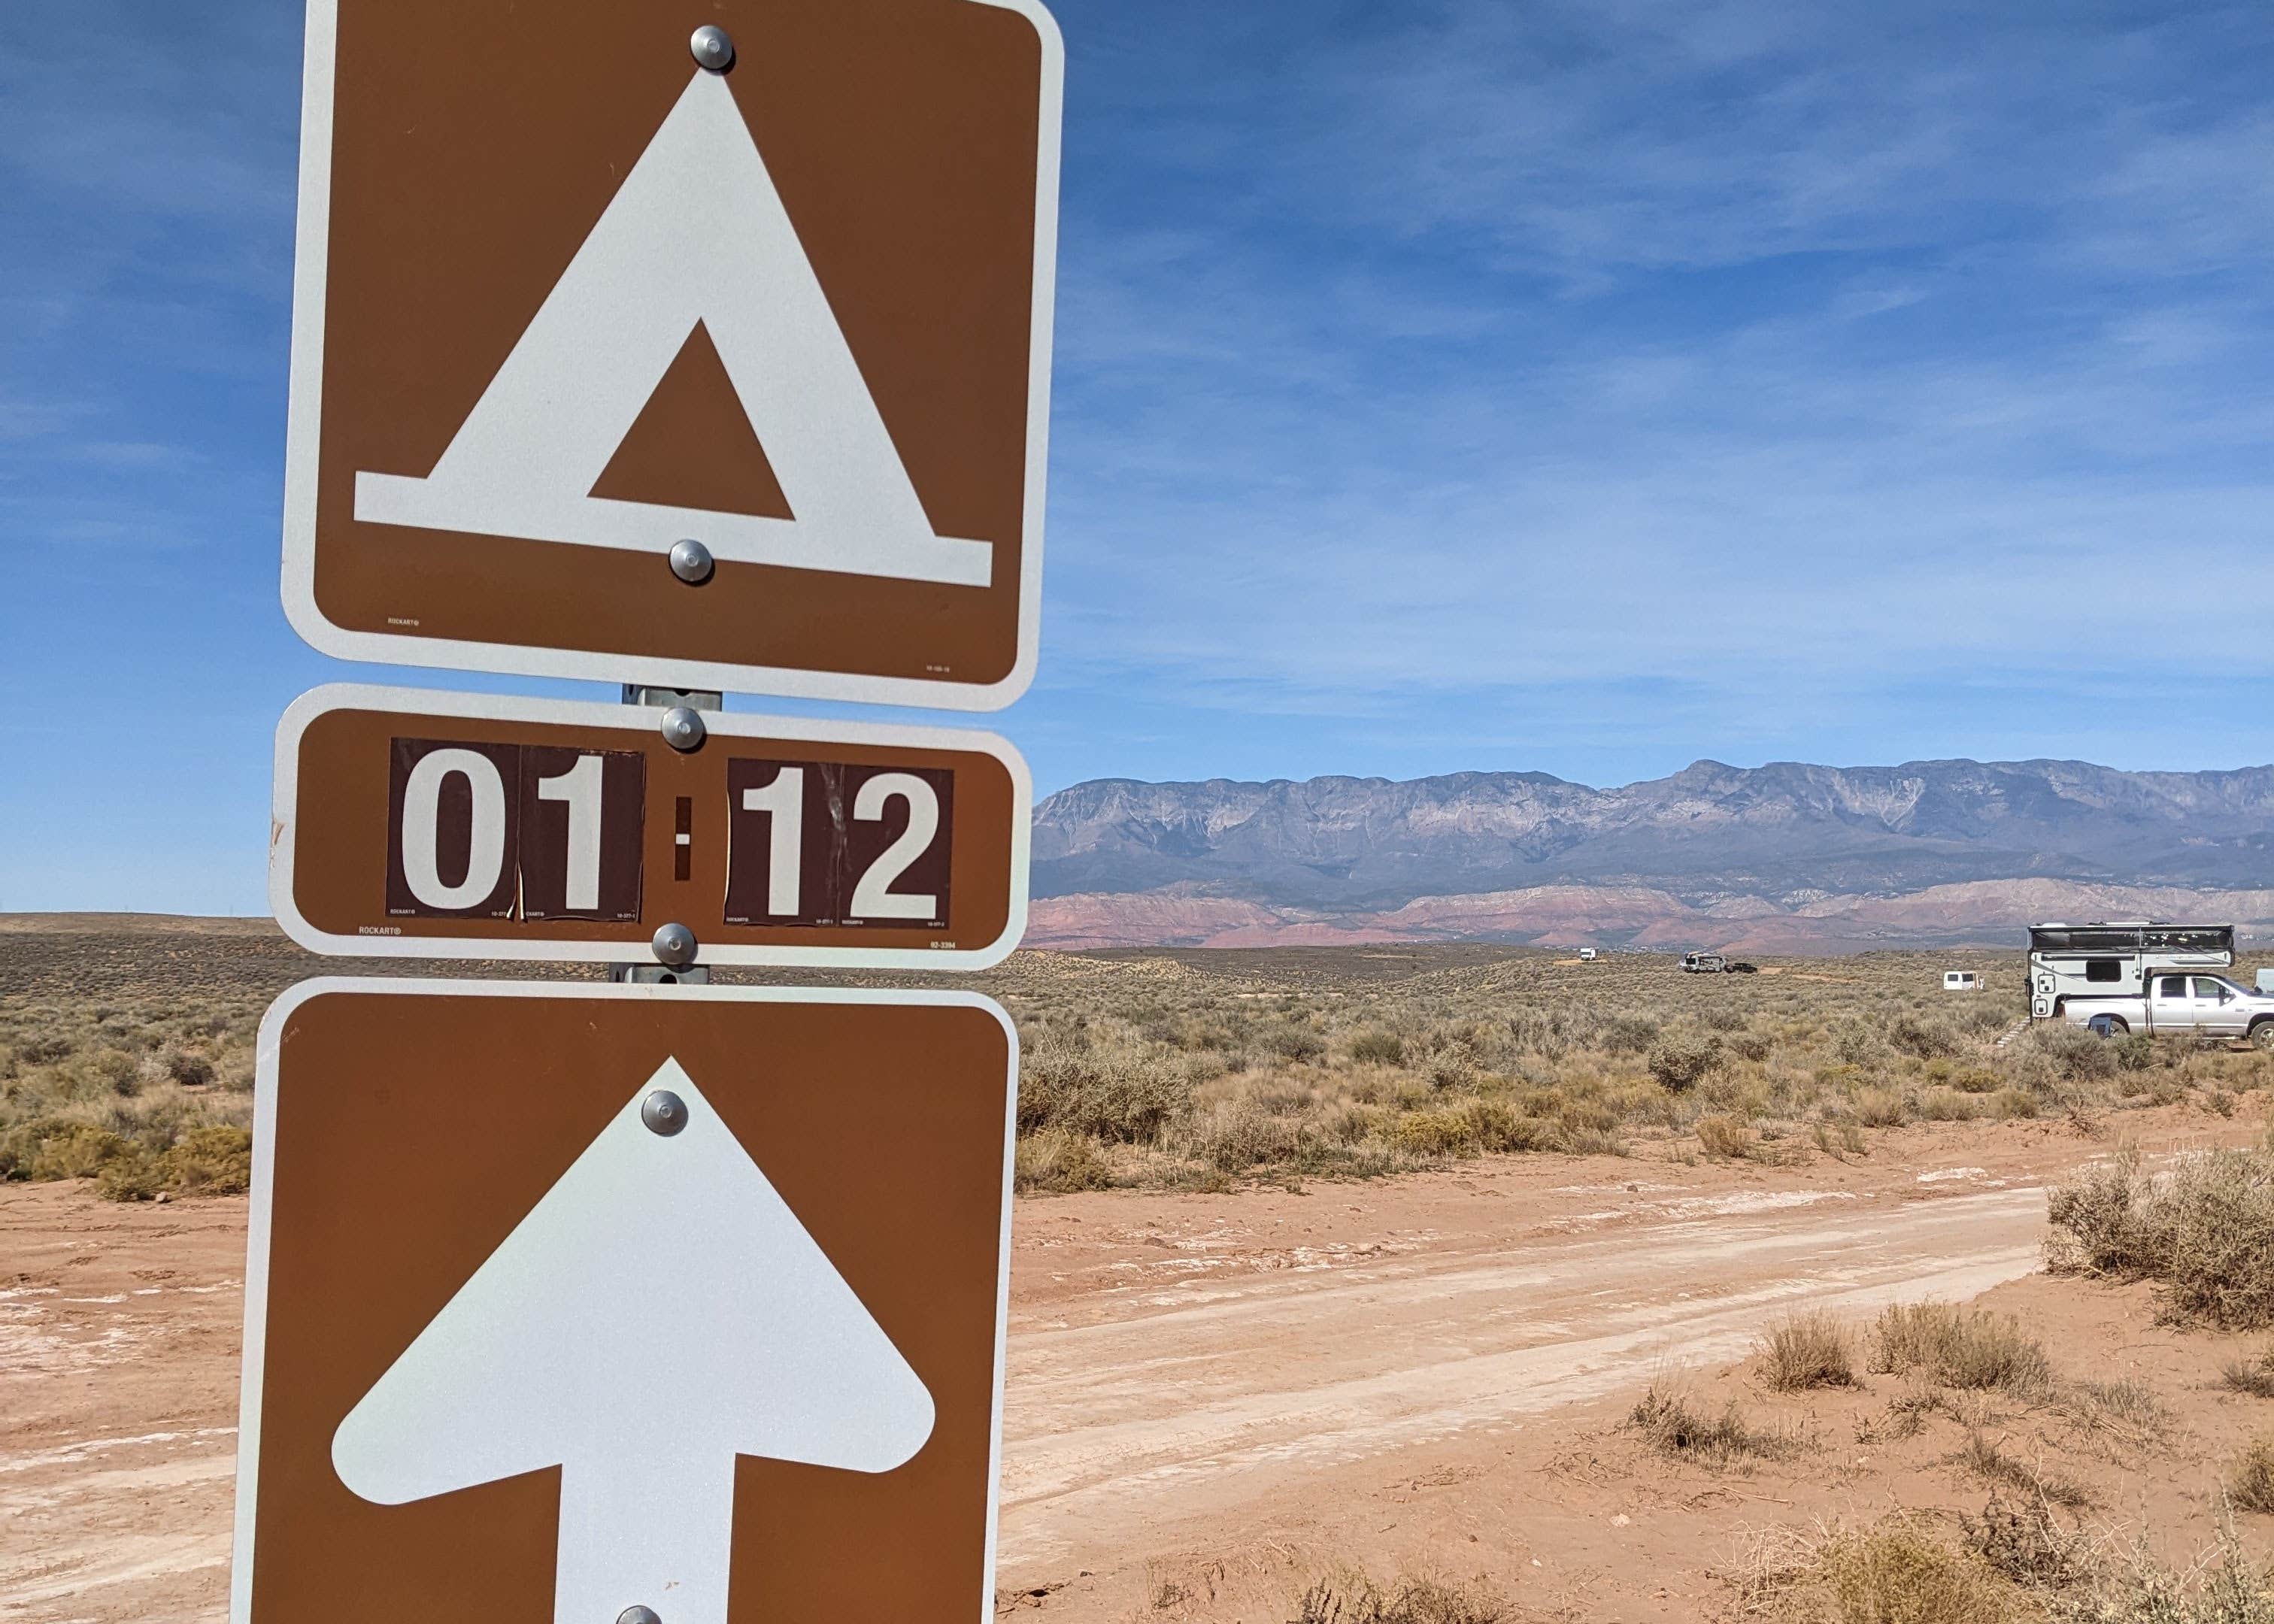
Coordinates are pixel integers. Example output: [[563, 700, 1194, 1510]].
[[1038, 0, 2274, 778]]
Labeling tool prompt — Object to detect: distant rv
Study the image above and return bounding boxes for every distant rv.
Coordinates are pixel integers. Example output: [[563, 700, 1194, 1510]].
[[2027, 920, 2235, 1023]]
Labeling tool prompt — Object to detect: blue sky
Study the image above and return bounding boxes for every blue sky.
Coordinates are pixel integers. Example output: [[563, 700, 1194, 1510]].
[[3, 0, 2272, 913]]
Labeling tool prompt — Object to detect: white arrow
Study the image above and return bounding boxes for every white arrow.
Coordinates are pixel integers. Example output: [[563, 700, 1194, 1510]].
[[331, 1059, 935, 1624]]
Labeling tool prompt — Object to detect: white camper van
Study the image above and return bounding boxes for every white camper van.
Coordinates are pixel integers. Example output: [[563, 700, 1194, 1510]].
[[1578, 948, 1599, 962], [2027, 921, 2236, 1023], [1942, 971, 1981, 992]]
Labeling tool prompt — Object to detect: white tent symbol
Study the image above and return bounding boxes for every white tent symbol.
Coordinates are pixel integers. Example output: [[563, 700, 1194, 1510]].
[[332, 1059, 935, 1624], [353, 70, 993, 589]]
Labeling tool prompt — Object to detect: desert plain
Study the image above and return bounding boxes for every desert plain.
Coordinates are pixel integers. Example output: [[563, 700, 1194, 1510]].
[[5, 918, 2273, 1622]]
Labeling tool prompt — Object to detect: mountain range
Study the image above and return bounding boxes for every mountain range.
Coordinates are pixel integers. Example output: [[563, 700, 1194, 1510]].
[[1026, 759, 2274, 953]]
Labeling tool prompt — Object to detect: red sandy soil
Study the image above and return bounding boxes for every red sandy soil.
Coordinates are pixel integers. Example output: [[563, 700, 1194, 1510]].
[[5, 1106, 2268, 1623]]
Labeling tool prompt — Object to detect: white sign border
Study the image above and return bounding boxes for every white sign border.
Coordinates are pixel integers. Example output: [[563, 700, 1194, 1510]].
[[271, 683, 1033, 969], [277, 0, 1062, 710], [230, 977, 1019, 1624]]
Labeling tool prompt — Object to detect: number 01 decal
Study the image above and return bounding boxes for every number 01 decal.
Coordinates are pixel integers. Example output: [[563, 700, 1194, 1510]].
[[385, 738, 645, 922], [722, 760, 954, 929]]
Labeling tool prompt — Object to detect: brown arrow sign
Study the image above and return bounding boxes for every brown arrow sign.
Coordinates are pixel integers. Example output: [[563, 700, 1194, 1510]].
[[272, 686, 1030, 968], [232, 980, 1014, 1624], [280, 0, 1061, 707]]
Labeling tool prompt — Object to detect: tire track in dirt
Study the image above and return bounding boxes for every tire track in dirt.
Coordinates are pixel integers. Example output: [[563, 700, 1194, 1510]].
[[996, 1185, 2046, 1570]]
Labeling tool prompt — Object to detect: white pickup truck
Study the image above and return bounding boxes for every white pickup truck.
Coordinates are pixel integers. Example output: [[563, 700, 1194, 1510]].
[[2063, 971, 2274, 1044]]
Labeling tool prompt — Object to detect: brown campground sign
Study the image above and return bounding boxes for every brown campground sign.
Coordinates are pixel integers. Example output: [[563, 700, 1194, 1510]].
[[232, 980, 1014, 1624], [280, 0, 1062, 707], [271, 686, 1030, 969]]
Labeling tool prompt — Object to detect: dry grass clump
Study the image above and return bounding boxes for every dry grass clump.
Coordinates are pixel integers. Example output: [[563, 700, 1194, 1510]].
[[1798, 1518, 2039, 1622], [1014, 1127, 1116, 1194], [1626, 1382, 1797, 1469], [1961, 1493, 2094, 1592], [2233, 1435, 2274, 1516], [1288, 1570, 1504, 1624], [2049, 1537, 2274, 1624], [1698, 1111, 1760, 1159], [2047, 1144, 2274, 1329], [1745, 1508, 2274, 1623], [1951, 1430, 2091, 1509], [1869, 1302, 2053, 1395], [1758, 1310, 1858, 1392], [2223, 1349, 2274, 1399]]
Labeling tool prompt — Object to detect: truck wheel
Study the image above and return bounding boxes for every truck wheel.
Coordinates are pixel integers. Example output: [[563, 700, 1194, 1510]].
[[2251, 1019, 2274, 1051]]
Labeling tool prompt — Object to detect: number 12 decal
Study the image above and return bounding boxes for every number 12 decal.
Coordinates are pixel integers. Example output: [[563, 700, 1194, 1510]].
[[723, 759, 954, 929]]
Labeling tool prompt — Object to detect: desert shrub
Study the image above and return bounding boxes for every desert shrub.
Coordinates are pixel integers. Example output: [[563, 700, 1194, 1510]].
[[2035, 1026, 2121, 1083], [2234, 1435, 2274, 1516], [1890, 1013, 1963, 1059], [1758, 1310, 1857, 1392], [1869, 1301, 2051, 1394], [1990, 1088, 2040, 1120], [1648, 1035, 1724, 1092], [1290, 1571, 1504, 1624], [1963, 1492, 2093, 1591], [23, 1123, 137, 1181], [91, 1050, 138, 1093], [1702, 1006, 1748, 1033], [2047, 1145, 2274, 1329], [1014, 1128, 1114, 1193], [1017, 1038, 1190, 1142], [164, 1049, 217, 1087], [15, 1032, 74, 1065], [1854, 1086, 1907, 1127], [1952, 1429, 2090, 1508], [1599, 1014, 1661, 1055], [1260, 1023, 1326, 1063], [1424, 1047, 1478, 1091], [1812, 1520, 2038, 1624], [2051, 1537, 2274, 1624], [2224, 1349, 2274, 1399], [1696, 1112, 1756, 1159], [1624, 1384, 1794, 1468], [1953, 1067, 2001, 1094], [1815, 1117, 1868, 1157], [1348, 1028, 1406, 1066], [1917, 1087, 1983, 1122], [1184, 1098, 1302, 1172], [1728, 1030, 1774, 1062], [164, 1125, 252, 1193], [2109, 1033, 2162, 1073], [1391, 1099, 1551, 1159]]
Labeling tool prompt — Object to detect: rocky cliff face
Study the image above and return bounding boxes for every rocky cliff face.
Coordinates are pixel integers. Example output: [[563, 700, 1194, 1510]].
[[1028, 760, 2274, 950]]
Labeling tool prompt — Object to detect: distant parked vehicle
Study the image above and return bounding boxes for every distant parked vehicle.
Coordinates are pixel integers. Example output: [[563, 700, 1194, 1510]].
[[1578, 947, 1599, 962], [1942, 971, 1982, 992], [1680, 953, 1758, 974], [2260, 968, 2274, 995], [2066, 973, 2274, 1044], [2028, 920, 2235, 1023]]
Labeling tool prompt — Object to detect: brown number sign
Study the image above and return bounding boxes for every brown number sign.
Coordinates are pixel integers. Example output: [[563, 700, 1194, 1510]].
[[278, 686, 1027, 969]]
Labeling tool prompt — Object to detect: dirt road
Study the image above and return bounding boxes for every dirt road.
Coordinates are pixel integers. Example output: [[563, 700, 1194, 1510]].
[[1, 1110, 2249, 1622]]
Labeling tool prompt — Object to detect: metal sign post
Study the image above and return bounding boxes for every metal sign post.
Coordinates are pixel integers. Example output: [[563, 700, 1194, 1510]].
[[240, 1, 1063, 1617]]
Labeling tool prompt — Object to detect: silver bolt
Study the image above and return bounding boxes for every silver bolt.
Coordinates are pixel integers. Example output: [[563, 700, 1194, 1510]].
[[660, 706, 707, 753], [652, 922, 698, 968], [688, 24, 734, 71], [668, 538, 714, 585], [640, 1092, 688, 1138]]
